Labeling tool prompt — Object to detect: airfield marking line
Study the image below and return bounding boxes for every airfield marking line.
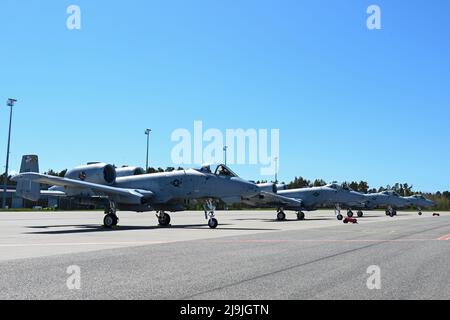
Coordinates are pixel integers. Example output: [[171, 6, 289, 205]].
[[195, 238, 439, 244], [437, 234, 450, 241], [0, 241, 171, 248], [0, 238, 445, 249]]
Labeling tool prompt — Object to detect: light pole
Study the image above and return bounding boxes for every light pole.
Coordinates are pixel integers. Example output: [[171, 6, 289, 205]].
[[274, 156, 278, 184], [223, 146, 228, 166], [2, 98, 17, 209], [145, 129, 152, 171]]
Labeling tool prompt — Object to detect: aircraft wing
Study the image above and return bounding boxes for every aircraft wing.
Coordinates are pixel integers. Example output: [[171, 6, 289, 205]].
[[244, 191, 303, 210], [12, 173, 154, 204]]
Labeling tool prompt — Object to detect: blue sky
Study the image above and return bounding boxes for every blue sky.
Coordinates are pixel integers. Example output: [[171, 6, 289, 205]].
[[0, 0, 449, 192]]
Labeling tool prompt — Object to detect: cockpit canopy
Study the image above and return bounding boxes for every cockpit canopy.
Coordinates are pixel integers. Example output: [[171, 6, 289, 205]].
[[328, 183, 339, 190], [327, 183, 353, 191], [382, 191, 400, 197], [197, 164, 238, 178]]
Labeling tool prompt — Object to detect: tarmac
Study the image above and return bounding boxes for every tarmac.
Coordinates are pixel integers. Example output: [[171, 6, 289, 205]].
[[0, 209, 448, 299]]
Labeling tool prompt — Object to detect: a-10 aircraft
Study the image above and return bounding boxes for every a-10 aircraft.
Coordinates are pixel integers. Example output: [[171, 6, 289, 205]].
[[350, 191, 435, 217], [402, 194, 435, 215], [243, 183, 436, 220], [350, 191, 411, 217], [12, 155, 260, 229], [242, 183, 367, 221]]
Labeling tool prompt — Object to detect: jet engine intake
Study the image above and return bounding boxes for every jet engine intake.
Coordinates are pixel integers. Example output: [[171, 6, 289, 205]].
[[65, 163, 117, 185]]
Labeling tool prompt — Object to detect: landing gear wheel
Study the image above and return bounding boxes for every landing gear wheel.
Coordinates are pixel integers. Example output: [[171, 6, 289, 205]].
[[337, 214, 344, 221], [347, 210, 354, 218], [103, 214, 118, 228], [158, 212, 171, 226], [277, 211, 286, 221], [208, 218, 218, 229], [297, 212, 305, 221], [418, 211, 423, 216], [357, 211, 363, 218]]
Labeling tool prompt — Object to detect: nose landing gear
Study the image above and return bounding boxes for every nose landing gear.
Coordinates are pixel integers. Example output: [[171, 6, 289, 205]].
[[335, 204, 343, 221], [204, 199, 219, 229]]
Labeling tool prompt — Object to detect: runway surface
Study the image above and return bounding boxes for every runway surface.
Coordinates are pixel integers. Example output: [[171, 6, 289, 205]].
[[0, 210, 449, 300]]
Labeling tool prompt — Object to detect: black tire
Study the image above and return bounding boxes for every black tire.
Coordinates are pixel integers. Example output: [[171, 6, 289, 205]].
[[158, 213, 171, 226], [277, 211, 286, 221], [337, 214, 344, 221], [347, 210, 354, 218], [357, 211, 363, 218], [208, 218, 218, 229], [297, 212, 305, 221], [418, 212, 423, 216], [103, 214, 117, 228]]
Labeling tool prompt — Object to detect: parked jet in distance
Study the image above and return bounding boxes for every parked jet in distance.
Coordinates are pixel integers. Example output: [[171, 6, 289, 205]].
[[12, 155, 259, 229], [403, 194, 436, 215], [242, 183, 367, 221], [350, 191, 406, 217], [348, 192, 436, 217]]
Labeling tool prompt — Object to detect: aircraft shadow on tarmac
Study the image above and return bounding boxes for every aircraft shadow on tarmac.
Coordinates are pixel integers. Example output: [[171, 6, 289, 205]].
[[233, 218, 331, 222], [25, 224, 278, 235]]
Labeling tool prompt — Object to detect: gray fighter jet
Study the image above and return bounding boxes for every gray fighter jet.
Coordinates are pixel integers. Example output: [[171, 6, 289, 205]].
[[12, 155, 259, 229], [356, 191, 413, 217], [242, 183, 367, 221], [403, 194, 436, 215]]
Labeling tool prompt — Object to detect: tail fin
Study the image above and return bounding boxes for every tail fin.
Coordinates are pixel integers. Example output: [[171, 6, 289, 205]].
[[16, 155, 41, 201]]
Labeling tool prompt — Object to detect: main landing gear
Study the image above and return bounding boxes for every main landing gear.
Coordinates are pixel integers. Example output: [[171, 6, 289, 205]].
[[347, 210, 364, 218], [204, 199, 218, 229], [103, 201, 119, 228], [277, 209, 286, 221], [276, 210, 305, 221], [385, 207, 397, 217], [157, 211, 171, 227]]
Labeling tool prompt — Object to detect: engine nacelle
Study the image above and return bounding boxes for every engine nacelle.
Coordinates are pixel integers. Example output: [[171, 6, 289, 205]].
[[116, 166, 146, 178], [257, 183, 278, 194], [65, 162, 117, 185]]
